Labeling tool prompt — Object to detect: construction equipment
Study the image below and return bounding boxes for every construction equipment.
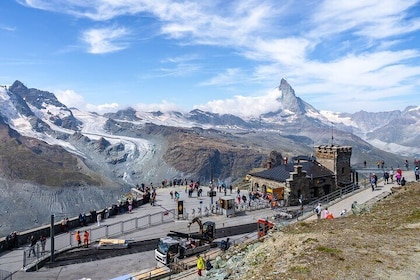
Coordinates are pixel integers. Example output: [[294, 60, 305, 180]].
[[155, 218, 216, 264], [186, 217, 215, 242], [257, 218, 275, 238]]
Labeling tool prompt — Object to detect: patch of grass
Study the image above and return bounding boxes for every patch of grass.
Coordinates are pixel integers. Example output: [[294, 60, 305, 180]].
[[317, 246, 342, 254], [290, 265, 310, 273], [405, 209, 420, 223], [303, 237, 318, 244]]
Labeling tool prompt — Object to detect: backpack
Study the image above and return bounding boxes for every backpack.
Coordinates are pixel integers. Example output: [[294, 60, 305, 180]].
[[315, 207, 320, 214]]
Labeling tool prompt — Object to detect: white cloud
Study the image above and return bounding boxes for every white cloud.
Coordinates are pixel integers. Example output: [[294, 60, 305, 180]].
[[55, 89, 86, 109], [161, 54, 199, 63], [309, 0, 420, 39], [242, 38, 311, 65], [81, 26, 130, 54], [0, 25, 16, 32], [196, 88, 282, 118], [200, 68, 244, 86], [87, 103, 121, 113], [55, 89, 121, 113], [147, 55, 202, 78], [141, 63, 201, 79], [57, 89, 184, 114]]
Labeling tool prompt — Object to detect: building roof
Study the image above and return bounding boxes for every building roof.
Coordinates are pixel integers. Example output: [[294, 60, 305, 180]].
[[249, 161, 334, 182]]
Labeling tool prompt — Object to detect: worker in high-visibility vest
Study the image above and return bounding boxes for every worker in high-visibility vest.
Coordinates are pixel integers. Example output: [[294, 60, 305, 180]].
[[197, 254, 205, 276], [83, 231, 90, 248], [75, 231, 81, 246]]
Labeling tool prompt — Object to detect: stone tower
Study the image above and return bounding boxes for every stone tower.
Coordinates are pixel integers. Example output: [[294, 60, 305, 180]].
[[314, 145, 352, 187]]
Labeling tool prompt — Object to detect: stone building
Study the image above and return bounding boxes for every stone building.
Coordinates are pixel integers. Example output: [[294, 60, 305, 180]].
[[314, 145, 353, 187], [247, 145, 352, 206]]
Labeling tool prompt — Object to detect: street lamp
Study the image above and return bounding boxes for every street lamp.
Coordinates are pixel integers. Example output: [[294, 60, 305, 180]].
[[50, 214, 55, 262]]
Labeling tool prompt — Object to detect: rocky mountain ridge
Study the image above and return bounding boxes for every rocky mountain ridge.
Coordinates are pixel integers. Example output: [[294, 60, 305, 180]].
[[1, 79, 417, 186]]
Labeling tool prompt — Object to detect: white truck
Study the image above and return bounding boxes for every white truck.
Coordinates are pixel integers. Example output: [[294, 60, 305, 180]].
[[155, 218, 216, 265]]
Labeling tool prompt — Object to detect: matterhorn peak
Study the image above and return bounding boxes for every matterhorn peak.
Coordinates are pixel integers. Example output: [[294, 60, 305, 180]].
[[278, 78, 296, 98], [279, 78, 291, 88], [275, 78, 305, 114], [277, 79, 300, 113]]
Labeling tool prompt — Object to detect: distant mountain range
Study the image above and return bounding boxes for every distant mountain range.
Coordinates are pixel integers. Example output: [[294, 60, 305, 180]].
[[0, 79, 418, 235], [1, 79, 419, 187]]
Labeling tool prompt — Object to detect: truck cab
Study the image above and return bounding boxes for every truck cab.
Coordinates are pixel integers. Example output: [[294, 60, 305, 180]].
[[155, 236, 212, 264], [155, 237, 180, 264]]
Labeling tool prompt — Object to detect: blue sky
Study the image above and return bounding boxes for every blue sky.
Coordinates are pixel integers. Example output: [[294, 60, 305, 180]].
[[1, 0, 420, 117]]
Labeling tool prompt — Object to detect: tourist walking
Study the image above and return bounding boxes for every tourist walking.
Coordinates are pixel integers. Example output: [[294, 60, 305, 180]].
[[322, 207, 330, 219], [315, 204, 321, 221], [39, 235, 46, 254], [370, 173, 378, 191], [28, 235, 37, 257], [395, 172, 402, 185], [383, 171, 389, 184]]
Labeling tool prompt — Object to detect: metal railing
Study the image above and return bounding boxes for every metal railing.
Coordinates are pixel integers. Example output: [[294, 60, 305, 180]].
[[23, 209, 175, 268], [296, 183, 360, 219]]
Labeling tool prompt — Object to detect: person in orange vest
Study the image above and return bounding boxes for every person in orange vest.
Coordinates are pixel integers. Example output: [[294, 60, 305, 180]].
[[75, 231, 81, 247], [83, 231, 89, 248]]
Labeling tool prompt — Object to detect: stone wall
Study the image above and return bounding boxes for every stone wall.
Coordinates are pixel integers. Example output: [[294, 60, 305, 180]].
[[286, 165, 310, 205]]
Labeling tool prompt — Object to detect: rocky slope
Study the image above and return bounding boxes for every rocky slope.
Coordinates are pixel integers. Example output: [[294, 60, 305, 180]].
[[205, 182, 420, 279], [0, 178, 124, 236]]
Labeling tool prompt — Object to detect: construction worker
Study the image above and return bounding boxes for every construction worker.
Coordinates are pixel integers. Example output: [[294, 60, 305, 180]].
[[83, 231, 89, 248], [196, 254, 205, 276], [75, 231, 81, 247]]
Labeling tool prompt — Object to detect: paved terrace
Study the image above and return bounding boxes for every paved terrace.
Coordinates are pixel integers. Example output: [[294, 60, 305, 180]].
[[304, 167, 417, 221], [0, 168, 417, 280], [0, 185, 274, 280]]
